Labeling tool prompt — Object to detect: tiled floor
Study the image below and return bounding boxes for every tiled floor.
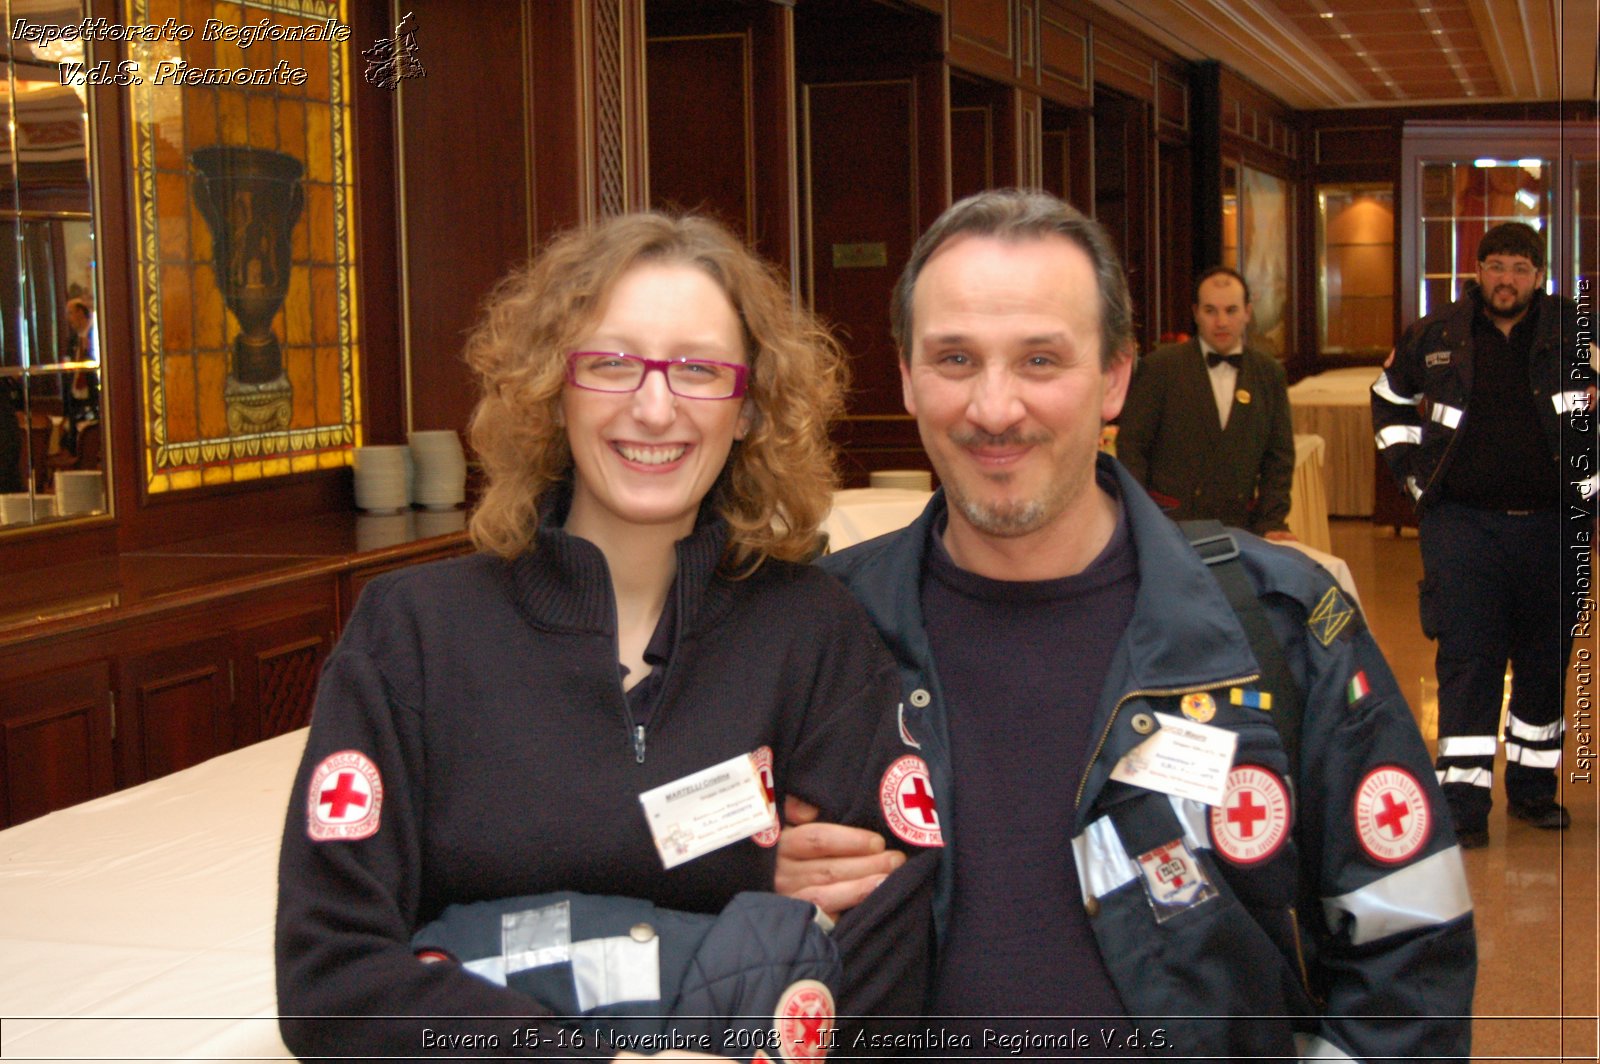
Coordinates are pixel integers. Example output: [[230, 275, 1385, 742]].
[[1329, 519, 1598, 1063]]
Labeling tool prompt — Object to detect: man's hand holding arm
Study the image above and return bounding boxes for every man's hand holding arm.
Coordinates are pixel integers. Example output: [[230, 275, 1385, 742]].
[[775, 796, 903, 919]]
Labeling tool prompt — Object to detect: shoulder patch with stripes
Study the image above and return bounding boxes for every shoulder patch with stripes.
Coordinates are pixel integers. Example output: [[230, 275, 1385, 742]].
[[1308, 586, 1356, 647]]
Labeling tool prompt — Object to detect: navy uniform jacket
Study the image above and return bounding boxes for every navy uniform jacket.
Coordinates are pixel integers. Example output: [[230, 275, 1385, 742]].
[[820, 456, 1476, 1062], [1117, 338, 1296, 535], [1371, 282, 1595, 510]]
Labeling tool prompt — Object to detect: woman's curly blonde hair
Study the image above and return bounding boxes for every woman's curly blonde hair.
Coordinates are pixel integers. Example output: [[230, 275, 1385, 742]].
[[465, 212, 847, 574]]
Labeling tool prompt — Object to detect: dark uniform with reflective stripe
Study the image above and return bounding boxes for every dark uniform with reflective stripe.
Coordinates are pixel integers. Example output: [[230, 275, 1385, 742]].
[[1371, 282, 1593, 832], [821, 455, 1476, 1062]]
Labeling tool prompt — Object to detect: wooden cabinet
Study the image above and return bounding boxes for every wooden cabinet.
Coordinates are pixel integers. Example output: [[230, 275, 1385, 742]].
[[119, 636, 236, 786], [0, 525, 468, 829], [0, 661, 114, 827], [0, 584, 339, 828], [239, 604, 338, 741]]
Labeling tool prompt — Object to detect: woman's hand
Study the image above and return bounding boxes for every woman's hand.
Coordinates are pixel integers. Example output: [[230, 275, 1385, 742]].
[[775, 796, 904, 918]]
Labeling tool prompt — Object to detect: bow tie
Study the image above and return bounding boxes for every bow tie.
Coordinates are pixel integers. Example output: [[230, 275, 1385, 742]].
[[1206, 351, 1243, 369]]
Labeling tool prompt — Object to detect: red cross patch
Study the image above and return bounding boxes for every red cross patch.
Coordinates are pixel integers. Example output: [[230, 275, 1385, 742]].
[[773, 978, 834, 1063], [879, 754, 943, 847], [750, 746, 780, 848], [1209, 764, 1291, 865], [1353, 765, 1432, 864], [306, 750, 384, 841]]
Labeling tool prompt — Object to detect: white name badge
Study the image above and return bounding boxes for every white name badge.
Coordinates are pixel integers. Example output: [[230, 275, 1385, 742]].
[[639, 753, 778, 870], [1109, 713, 1238, 807]]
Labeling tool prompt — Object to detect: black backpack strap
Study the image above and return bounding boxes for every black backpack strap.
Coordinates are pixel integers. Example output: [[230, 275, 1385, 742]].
[[1178, 521, 1305, 781]]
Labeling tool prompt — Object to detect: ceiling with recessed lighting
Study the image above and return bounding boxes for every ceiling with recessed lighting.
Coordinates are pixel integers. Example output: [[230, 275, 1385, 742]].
[[1086, 0, 1597, 109]]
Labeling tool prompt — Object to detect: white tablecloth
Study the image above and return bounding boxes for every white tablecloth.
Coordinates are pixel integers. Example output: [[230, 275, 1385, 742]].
[[1287, 434, 1331, 554], [823, 487, 933, 551], [1288, 367, 1380, 517], [0, 729, 307, 1062]]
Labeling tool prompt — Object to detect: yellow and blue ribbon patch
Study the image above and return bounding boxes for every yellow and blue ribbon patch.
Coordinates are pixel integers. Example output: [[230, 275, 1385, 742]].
[[1229, 687, 1273, 711]]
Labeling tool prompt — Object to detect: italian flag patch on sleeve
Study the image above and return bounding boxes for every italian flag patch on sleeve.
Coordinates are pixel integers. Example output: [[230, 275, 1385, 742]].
[[1347, 671, 1371, 705]]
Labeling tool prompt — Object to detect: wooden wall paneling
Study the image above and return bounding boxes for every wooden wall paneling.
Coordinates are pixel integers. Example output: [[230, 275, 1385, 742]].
[[588, 0, 650, 218], [1043, 104, 1094, 211], [1016, 89, 1042, 189], [793, 0, 945, 484], [947, 0, 1017, 84], [1313, 123, 1402, 182], [1089, 26, 1157, 105], [1037, 1, 1090, 109], [783, 0, 946, 244], [803, 79, 918, 417], [1093, 89, 1153, 350], [398, 0, 535, 440], [950, 104, 995, 202], [529, 0, 588, 238], [749, 3, 798, 277], [0, 661, 114, 828], [348, 0, 404, 448], [1157, 139, 1195, 341], [1217, 66, 1298, 170], [1192, 61, 1224, 275], [646, 33, 754, 237], [1042, 126, 1067, 200], [647, 1, 798, 273], [88, 4, 140, 558], [950, 73, 1017, 195], [1155, 62, 1189, 138], [119, 476, 349, 553], [918, 60, 953, 228], [1018, 0, 1038, 85]]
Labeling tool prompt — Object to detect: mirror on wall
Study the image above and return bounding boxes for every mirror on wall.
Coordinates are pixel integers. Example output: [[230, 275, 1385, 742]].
[[1, 0, 108, 530]]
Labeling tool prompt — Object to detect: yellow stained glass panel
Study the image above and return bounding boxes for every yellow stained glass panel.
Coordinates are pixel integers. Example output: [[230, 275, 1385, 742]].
[[128, 0, 361, 494]]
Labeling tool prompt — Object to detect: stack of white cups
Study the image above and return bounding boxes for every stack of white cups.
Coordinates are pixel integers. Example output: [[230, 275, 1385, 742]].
[[408, 430, 467, 511], [353, 445, 413, 513]]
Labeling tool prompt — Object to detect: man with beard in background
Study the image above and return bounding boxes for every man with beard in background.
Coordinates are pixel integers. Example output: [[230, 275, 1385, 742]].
[[1373, 221, 1594, 849]]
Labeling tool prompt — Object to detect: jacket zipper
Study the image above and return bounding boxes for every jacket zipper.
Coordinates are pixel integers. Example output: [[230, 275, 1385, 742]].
[[617, 565, 690, 766], [1286, 904, 1322, 1005], [1073, 674, 1261, 810], [614, 657, 647, 764], [609, 581, 648, 764]]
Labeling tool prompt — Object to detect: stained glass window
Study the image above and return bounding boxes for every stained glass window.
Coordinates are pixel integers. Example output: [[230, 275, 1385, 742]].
[[127, 0, 360, 493]]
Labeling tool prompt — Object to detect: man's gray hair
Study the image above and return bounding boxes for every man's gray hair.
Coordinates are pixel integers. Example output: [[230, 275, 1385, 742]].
[[890, 188, 1134, 369]]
